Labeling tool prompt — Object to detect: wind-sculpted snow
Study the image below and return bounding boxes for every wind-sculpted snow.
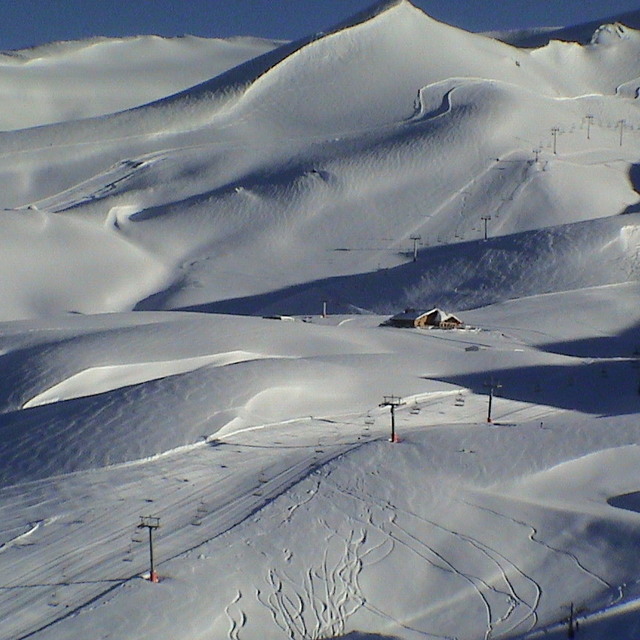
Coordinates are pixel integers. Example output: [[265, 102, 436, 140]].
[[1, 76, 635, 318], [491, 10, 640, 48], [0, 311, 403, 485], [1, 4, 640, 639], [0, 296, 640, 637], [0, 354, 369, 486], [22, 410, 640, 640], [171, 215, 640, 317], [0, 3, 638, 318], [0, 36, 281, 131], [0, 208, 170, 320]]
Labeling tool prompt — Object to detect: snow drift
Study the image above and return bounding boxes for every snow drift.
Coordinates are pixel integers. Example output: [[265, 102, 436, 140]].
[[1, 2, 640, 639]]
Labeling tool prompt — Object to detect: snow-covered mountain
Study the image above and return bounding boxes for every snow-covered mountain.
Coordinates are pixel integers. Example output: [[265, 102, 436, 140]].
[[1, 2, 640, 639], [490, 8, 640, 48], [1, 0, 639, 320]]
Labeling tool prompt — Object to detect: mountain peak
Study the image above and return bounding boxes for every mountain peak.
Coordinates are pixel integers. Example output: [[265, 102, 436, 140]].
[[320, 0, 425, 37], [590, 22, 631, 45]]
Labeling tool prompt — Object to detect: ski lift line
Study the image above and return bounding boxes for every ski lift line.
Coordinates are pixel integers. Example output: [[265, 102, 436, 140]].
[[401, 390, 462, 406], [8, 433, 381, 639], [0, 428, 324, 637], [2, 520, 158, 638], [149, 439, 384, 569], [398, 148, 526, 244], [0, 451, 245, 610], [216, 408, 384, 442]]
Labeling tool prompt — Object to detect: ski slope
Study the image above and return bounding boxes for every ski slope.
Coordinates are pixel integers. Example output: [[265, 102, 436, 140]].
[[0, 1, 639, 638]]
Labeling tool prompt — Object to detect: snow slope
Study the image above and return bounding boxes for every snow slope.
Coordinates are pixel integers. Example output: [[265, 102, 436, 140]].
[[1, 1, 640, 639], [0, 1, 638, 319], [1, 291, 639, 639], [0, 35, 281, 130], [491, 9, 640, 48]]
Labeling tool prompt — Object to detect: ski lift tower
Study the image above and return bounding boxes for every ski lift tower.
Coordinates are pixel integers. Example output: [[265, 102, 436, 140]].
[[410, 235, 421, 262], [483, 379, 502, 423], [480, 215, 491, 241], [379, 395, 404, 442], [138, 516, 160, 583]]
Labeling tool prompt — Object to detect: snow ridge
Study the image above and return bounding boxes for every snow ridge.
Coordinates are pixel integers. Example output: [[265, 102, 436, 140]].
[[1, 4, 640, 638]]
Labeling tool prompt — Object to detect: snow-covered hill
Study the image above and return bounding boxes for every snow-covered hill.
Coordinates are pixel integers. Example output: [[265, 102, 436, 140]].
[[0, 35, 281, 130], [490, 8, 640, 48], [0, 0, 639, 320], [1, 1, 640, 639]]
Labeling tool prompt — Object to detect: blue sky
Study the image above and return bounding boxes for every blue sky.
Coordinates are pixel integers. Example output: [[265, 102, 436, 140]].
[[1, 0, 638, 51]]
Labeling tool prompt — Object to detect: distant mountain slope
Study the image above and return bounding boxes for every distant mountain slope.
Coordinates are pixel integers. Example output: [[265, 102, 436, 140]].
[[0, 35, 282, 130], [171, 215, 640, 317], [490, 8, 640, 48], [0, 0, 638, 320]]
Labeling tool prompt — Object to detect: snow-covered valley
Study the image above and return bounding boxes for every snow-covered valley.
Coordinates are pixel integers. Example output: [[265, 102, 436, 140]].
[[1, 1, 640, 638]]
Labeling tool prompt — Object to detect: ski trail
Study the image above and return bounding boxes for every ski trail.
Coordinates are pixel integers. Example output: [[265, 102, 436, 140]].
[[324, 478, 542, 639], [262, 568, 307, 640], [257, 520, 387, 639], [0, 521, 45, 553], [312, 494, 455, 640], [304, 566, 325, 639], [320, 525, 367, 636], [388, 505, 541, 636], [384, 512, 495, 638], [3, 427, 372, 640], [461, 536, 540, 636], [375, 495, 542, 635], [224, 590, 246, 640], [461, 497, 612, 590], [282, 477, 321, 525], [356, 497, 496, 633]]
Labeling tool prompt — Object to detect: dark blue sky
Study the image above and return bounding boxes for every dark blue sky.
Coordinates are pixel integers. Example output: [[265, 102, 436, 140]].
[[1, 0, 638, 51]]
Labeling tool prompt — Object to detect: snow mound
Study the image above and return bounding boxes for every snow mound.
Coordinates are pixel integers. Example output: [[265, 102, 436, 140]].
[[22, 351, 273, 408]]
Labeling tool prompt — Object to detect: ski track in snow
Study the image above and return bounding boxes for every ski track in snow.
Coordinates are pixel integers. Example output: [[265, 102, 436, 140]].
[[0, 519, 48, 553], [323, 475, 543, 639], [0, 354, 625, 639], [461, 497, 613, 592], [224, 590, 246, 640], [258, 521, 392, 639], [0, 419, 381, 640]]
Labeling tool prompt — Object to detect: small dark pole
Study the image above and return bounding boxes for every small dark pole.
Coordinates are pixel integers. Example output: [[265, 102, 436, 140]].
[[585, 115, 594, 140], [380, 396, 404, 442], [139, 516, 160, 583], [567, 602, 577, 638], [552, 126, 560, 154], [618, 119, 625, 146], [483, 379, 502, 423], [481, 215, 491, 241], [410, 235, 421, 262]]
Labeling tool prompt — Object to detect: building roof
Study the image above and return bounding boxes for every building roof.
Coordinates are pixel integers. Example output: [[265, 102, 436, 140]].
[[387, 307, 462, 325]]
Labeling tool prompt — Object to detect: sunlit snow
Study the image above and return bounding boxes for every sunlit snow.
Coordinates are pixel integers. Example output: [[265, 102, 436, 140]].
[[1, 1, 640, 639]]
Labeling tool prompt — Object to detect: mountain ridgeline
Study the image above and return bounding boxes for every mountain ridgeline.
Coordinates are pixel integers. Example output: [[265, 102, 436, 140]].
[[0, 0, 639, 320]]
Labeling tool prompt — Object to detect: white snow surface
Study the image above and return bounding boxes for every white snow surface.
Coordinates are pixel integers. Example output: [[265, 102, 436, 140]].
[[0, 35, 282, 130], [1, 2, 640, 639]]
